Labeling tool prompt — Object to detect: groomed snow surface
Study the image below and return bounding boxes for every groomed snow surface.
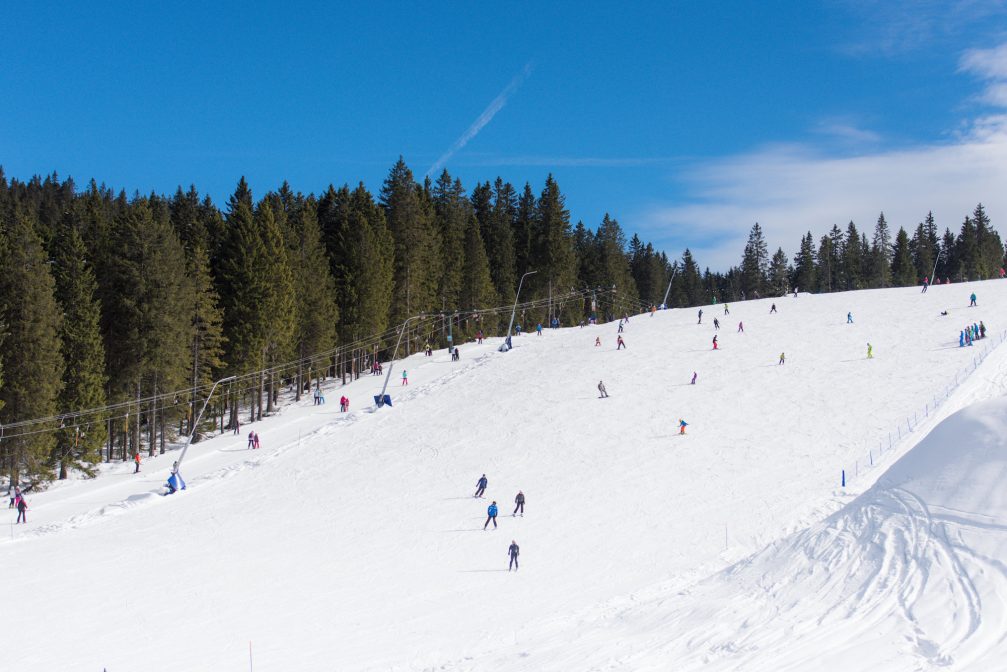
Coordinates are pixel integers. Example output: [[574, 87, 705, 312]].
[[4, 280, 1007, 671]]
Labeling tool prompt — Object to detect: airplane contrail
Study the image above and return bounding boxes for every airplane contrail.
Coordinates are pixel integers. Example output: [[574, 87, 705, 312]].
[[426, 61, 535, 178]]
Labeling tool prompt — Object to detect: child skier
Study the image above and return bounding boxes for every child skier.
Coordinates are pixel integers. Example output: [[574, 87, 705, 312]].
[[738, 321, 744, 333], [712, 335, 718, 350], [679, 419, 688, 435], [617, 335, 626, 350], [697, 309, 703, 324], [474, 474, 488, 498], [484, 501, 499, 530], [847, 312, 853, 324], [536, 323, 543, 336], [247, 430, 255, 450], [960, 330, 965, 347], [970, 292, 977, 307], [513, 491, 525, 516], [691, 371, 697, 385], [778, 352, 785, 365], [509, 540, 520, 571], [713, 318, 720, 330], [770, 303, 777, 313], [253, 432, 260, 449], [134, 451, 141, 474], [401, 370, 408, 385], [867, 343, 873, 359], [724, 304, 730, 315], [595, 336, 601, 347], [598, 381, 608, 398]]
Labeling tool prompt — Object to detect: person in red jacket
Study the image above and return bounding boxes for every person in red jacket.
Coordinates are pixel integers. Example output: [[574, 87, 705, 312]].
[[134, 451, 142, 474]]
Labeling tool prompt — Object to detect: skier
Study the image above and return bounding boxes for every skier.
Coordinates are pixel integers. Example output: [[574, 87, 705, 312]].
[[724, 304, 730, 315], [617, 335, 626, 350], [313, 387, 321, 405], [474, 474, 488, 498], [980, 321, 986, 339], [133, 451, 141, 474], [770, 303, 777, 314], [253, 432, 260, 450], [847, 312, 853, 324], [922, 277, 929, 293], [484, 501, 498, 530], [712, 335, 718, 350], [247, 430, 255, 450], [618, 321, 624, 333], [516, 324, 522, 335], [678, 418, 688, 435], [713, 318, 720, 330], [960, 330, 965, 347], [738, 321, 744, 333], [401, 370, 408, 385], [598, 381, 608, 398], [650, 305, 657, 317], [536, 323, 543, 336], [340, 396, 348, 412], [9, 485, 19, 509], [595, 336, 601, 347], [424, 342, 432, 357], [778, 352, 786, 365], [476, 330, 484, 344], [793, 287, 799, 298], [970, 292, 977, 307], [233, 418, 240, 436], [691, 371, 697, 385], [867, 343, 873, 359], [697, 309, 703, 324], [452, 347, 460, 361], [508, 540, 520, 571], [513, 491, 525, 516], [15, 494, 27, 524]]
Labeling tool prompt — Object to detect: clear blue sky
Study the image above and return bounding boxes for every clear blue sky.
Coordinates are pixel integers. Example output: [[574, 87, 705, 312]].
[[2, 1, 1006, 268]]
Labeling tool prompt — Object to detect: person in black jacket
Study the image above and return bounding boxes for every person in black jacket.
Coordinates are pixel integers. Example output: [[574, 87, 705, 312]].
[[474, 474, 488, 498], [508, 541, 520, 571], [15, 496, 28, 524], [513, 491, 525, 516]]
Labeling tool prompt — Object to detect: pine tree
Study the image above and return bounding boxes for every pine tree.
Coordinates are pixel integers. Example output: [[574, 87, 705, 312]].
[[740, 223, 769, 296], [185, 245, 226, 435], [52, 219, 107, 477], [484, 178, 517, 306], [891, 227, 916, 286], [381, 158, 441, 323], [0, 209, 65, 483], [793, 232, 816, 292], [459, 213, 497, 314], [256, 201, 297, 414], [955, 215, 979, 281], [910, 216, 935, 284], [972, 203, 1002, 279], [815, 234, 835, 292], [594, 214, 639, 308], [842, 221, 862, 290], [529, 175, 578, 320], [513, 183, 536, 282], [871, 212, 892, 287], [432, 171, 468, 311], [768, 247, 790, 296]]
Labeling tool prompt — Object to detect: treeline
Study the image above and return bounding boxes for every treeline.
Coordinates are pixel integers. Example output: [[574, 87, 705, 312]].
[[0, 157, 1000, 485], [0, 160, 659, 485]]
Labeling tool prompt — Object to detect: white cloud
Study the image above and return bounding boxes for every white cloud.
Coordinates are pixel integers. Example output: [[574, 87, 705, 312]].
[[637, 41, 1007, 271], [640, 122, 1007, 271]]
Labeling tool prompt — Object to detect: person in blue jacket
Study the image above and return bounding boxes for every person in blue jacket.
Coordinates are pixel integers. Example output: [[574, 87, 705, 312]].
[[474, 474, 488, 498], [508, 541, 520, 571], [960, 330, 965, 347], [484, 501, 499, 530]]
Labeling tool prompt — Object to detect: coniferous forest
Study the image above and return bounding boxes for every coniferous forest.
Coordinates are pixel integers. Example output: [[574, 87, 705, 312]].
[[0, 159, 1001, 484]]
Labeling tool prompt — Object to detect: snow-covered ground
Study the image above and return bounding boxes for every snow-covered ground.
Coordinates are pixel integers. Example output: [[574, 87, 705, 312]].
[[3, 280, 1007, 671]]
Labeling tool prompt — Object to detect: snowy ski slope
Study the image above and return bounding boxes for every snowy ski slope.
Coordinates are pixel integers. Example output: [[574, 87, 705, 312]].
[[3, 280, 1007, 671]]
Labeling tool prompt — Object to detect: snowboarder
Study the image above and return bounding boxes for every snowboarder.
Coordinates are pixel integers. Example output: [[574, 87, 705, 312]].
[[712, 335, 718, 350], [970, 292, 977, 307], [678, 418, 688, 435], [484, 501, 498, 530], [713, 318, 720, 330], [513, 491, 525, 516], [697, 309, 703, 324], [401, 370, 408, 385], [847, 312, 853, 324], [247, 431, 255, 450], [867, 343, 873, 359], [474, 474, 488, 498], [595, 336, 601, 347], [509, 541, 520, 571], [598, 381, 608, 398], [737, 321, 744, 333], [133, 451, 141, 474], [691, 371, 697, 385], [15, 495, 27, 524], [724, 304, 730, 315], [617, 335, 626, 350], [770, 303, 777, 314], [778, 352, 785, 365]]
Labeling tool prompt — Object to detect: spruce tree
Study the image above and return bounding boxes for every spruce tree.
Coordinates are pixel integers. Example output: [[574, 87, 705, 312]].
[[52, 219, 107, 477], [871, 212, 892, 287], [432, 171, 468, 312], [485, 178, 517, 307], [740, 223, 769, 296], [185, 245, 226, 435], [891, 227, 916, 286], [0, 210, 65, 483], [459, 213, 497, 314], [513, 183, 536, 282], [594, 214, 639, 308], [768, 247, 790, 296], [955, 215, 979, 281], [530, 175, 578, 321], [793, 232, 816, 292], [843, 221, 862, 290]]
